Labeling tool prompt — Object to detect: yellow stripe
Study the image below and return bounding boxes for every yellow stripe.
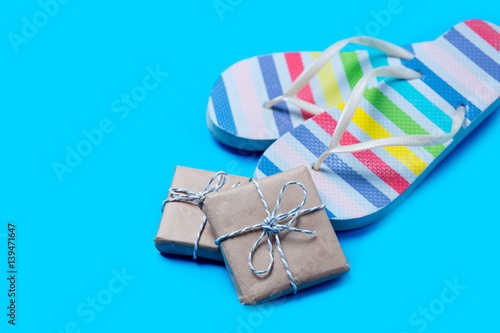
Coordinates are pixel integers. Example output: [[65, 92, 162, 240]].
[[311, 52, 343, 108], [337, 102, 427, 175], [311, 51, 427, 176]]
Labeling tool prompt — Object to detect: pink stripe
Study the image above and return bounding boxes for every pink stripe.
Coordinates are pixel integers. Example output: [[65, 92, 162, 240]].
[[312, 112, 409, 195], [465, 20, 500, 52], [232, 60, 269, 139], [284, 52, 316, 120], [271, 138, 369, 219], [424, 42, 499, 105]]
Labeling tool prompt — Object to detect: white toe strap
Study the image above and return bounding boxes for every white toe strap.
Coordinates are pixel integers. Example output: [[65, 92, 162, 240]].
[[264, 36, 415, 115], [312, 65, 466, 171]]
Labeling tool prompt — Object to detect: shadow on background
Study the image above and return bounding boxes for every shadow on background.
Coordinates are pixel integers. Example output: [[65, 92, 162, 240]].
[[160, 251, 226, 267]]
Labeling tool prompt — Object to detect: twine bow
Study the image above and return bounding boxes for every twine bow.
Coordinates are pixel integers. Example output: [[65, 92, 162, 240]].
[[162, 171, 235, 259], [215, 180, 325, 294]]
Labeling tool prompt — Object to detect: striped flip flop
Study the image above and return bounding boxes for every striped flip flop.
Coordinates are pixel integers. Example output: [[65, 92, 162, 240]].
[[254, 20, 500, 231], [206, 37, 416, 151]]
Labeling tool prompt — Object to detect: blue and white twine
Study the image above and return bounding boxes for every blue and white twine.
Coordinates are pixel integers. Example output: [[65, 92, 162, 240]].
[[215, 180, 325, 294], [162, 171, 237, 259]]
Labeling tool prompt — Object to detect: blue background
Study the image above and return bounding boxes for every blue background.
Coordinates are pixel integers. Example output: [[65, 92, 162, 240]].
[[1, 0, 499, 332]]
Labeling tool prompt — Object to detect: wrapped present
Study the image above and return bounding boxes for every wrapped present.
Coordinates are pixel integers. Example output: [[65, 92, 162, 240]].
[[200, 166, 350, 304], [154, 166, 250, 261]]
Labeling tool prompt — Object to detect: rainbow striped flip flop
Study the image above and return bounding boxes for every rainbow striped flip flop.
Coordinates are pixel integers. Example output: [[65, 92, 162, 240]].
[[206, 37, 415, 151], [254, 20, 500, 231]]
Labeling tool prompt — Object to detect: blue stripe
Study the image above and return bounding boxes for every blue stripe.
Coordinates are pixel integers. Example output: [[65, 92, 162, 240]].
[[444, 28, 500, 82], [258, 55, 294, 136], [257, 155, 282, 177], [390, 81, 452, 131], [401, 55, 481, 121], [401, 44, 414, 54], [211, 76, 237, 135], [258, 153, 337, 218], [291, 125, 391, 209]]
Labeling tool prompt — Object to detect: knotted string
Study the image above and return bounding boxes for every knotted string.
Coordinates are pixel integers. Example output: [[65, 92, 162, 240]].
[[215, 180, 325, 294], [162, 171, 236, 259]]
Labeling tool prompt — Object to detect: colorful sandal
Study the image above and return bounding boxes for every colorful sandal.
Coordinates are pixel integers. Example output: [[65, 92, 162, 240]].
[[254, 20, 500, 231], [206, 37, 416, 151]]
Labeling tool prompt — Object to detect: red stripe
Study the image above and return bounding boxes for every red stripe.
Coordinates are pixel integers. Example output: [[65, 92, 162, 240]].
[[465, 20, 500, 51], [312, 112, 410, 195], [284, 52, 316, 120]]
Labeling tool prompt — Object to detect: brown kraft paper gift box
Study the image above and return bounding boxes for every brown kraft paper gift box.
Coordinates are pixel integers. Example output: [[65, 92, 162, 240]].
[[200, 166, 350, 304], [154, 166, 251, 261]]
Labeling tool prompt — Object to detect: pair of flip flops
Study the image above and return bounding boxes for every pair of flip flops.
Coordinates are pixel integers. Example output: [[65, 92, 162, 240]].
[[206, 20, 500, 231]]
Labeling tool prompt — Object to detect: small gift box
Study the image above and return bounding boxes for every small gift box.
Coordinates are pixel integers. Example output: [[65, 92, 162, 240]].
[[200, 166, 349, 304], [154, 166, 251, 261]]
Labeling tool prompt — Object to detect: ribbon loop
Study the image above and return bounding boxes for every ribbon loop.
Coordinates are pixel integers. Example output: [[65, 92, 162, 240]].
[[161, 171, 229, 259], [215, 180, 325, 294], [163, 171, 228, 210]]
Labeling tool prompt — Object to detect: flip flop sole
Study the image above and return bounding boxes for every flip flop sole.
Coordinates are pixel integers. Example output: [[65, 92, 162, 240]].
[[254, 20, 500, 230]]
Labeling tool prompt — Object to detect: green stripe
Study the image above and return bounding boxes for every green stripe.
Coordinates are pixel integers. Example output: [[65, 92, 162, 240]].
[[364, 88, 445, 158], [340, 52, 364, 90]]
